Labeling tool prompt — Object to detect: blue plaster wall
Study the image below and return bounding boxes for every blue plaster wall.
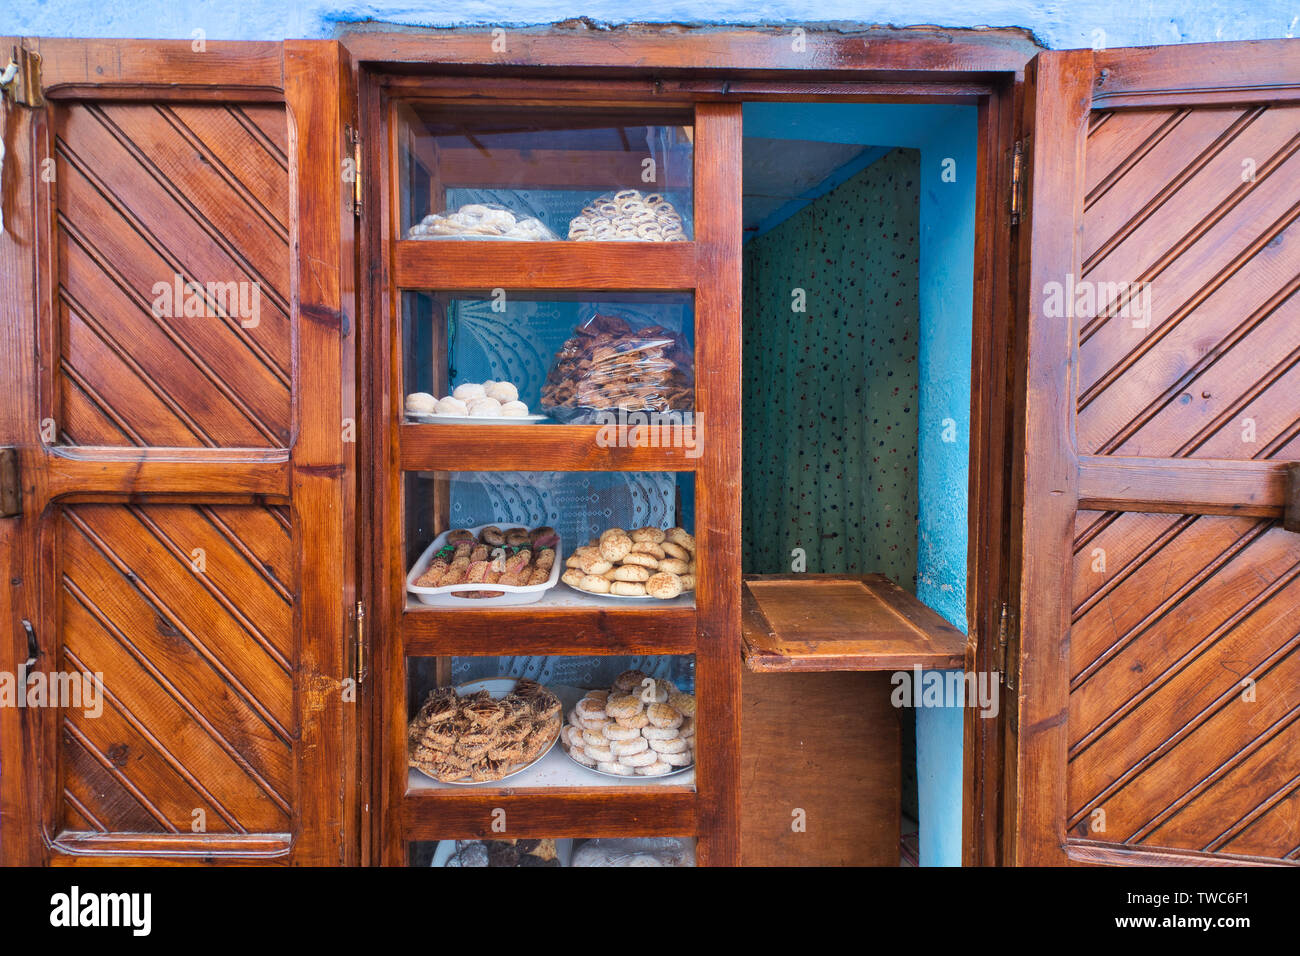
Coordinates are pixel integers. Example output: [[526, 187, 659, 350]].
[[4, 0, 1298, 48]]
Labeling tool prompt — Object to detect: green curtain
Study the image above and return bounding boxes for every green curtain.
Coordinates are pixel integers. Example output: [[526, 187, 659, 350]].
[[741, 147, 920, 587]]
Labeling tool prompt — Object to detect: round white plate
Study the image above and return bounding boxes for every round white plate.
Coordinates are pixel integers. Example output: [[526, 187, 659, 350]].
[[560, 581, 695, 602], [410, 677, 560, 787], [405, 412, 548, 425]]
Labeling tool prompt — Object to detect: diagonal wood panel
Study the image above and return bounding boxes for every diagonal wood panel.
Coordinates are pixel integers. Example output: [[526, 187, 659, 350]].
[[1077, 104, 1300, 461], [1067, 511, 1300, 859], [54, 102, 291, 448], [58, 504, 293, 835]]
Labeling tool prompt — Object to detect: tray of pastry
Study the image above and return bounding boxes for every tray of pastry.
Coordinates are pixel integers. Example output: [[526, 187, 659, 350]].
[[407, 524, 561, 607], [560, 526, 696, 600], [559, 670, 695, 778], [408, 678, 563, 785]]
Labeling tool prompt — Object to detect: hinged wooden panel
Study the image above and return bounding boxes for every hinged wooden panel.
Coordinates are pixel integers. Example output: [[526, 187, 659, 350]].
[[1012, 40, 1300, 867], [0, 38, 358, 866]]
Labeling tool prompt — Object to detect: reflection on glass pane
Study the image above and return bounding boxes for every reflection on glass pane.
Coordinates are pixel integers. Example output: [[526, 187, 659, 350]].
[[402, 291, 694, 424], [397, 104, 694, 241]]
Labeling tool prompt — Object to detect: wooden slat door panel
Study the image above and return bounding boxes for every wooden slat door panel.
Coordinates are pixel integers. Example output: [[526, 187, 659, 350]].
[[1013, 41, 1300, 866], [0, 39, 357, 865]]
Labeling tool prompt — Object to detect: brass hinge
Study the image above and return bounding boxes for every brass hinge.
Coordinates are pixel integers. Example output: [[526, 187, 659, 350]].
[[354, 600, 366, 685], [997, 601, 1017, 690], [1, 45, 44, 108], [346, 124, 362, 217], [1009, 138, 1025, 227]]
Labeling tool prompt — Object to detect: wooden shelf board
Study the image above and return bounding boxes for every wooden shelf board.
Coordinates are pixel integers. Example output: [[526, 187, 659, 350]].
[[394, 239, 698, 291], [741, 574, 968, 672], [404, 592, 696, 655], [400, 423, 702, 472], [403, 769, 698, 840]]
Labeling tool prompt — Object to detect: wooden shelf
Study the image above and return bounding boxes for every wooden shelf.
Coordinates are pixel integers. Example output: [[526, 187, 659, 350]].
[[404, 785, 698, 841], [394, 239, 698, 291], [404, 591, 697, 656], [742, 574, 968, 672], [400, 423, 702, 472]]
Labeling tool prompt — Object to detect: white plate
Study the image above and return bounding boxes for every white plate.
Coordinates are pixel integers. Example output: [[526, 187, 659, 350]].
[[405, 411, 548, 425], [411, 678, 561, 787], [559, 685, 694, 780], [560, 581, 695, 602], [407, 524, 562, 607]]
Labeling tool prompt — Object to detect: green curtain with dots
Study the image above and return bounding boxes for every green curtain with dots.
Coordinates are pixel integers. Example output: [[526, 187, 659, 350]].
[[742, 147, 920, 588]]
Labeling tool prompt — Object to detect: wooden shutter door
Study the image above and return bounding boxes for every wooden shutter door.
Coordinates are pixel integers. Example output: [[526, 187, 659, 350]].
[[1013, 41, 1300, 866], [0, 39, 358, 865]]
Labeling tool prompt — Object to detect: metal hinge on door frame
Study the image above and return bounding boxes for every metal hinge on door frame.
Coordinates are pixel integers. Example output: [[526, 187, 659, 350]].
[[0, 44, 43, 108], [997, 601, 1017, 690], [346, 124, 362, 217], [1009, 138, 1025, 227], [354, 600, 366, 685]]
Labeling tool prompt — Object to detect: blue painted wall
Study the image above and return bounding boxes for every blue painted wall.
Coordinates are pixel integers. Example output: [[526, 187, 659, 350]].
[[5, 1, 1298, 48]]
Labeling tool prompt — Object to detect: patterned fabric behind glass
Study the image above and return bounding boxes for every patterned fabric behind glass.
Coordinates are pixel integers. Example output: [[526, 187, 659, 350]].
[[742, 147, 920, 588]]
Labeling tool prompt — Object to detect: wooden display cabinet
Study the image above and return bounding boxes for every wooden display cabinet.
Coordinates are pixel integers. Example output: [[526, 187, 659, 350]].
[[364, 90, 741, 865]]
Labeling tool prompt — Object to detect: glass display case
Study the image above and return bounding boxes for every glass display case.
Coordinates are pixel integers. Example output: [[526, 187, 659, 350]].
[[395, 104, 694, 242]]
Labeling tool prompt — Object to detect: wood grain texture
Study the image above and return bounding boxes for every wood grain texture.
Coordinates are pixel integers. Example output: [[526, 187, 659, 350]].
[[403, 603, 697, 656], [284, 39, 358, 867], [25, 38, 285, 101], [741, 574, 967, 672], [690, 102, 743, 867], [57, 503, 294, 836], [394, 240, 697, 291], [400, 424, 702, 472], [53, 101, 292, 448], [1010, 48, 1093, 866], [740, 670, 900, 866], [1, 39, 357, 867], [402, 789, 697, 841], [1011, 41, 1300, 868], [342, 24, 1038, 75], [1078, 456, 1290, 517]]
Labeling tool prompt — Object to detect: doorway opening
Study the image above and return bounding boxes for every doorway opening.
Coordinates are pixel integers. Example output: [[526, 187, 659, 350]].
[[740, 101, 979, 866]]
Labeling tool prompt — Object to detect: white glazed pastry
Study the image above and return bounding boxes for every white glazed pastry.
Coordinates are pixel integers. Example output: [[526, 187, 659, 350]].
[[500, 400, 530, 417], [452, 382, 486, 401], [485, 381, 519, 403], [434, 396, 469, 416], [467, 397, 503, 417], [405, 392, 438, 415]]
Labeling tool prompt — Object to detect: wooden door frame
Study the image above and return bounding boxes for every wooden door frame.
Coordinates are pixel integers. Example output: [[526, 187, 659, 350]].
[[344, 24, 1035, 866]]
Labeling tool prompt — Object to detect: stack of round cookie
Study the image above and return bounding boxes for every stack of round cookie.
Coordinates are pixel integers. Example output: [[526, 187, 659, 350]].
[[561, 670, 695, 776], [561, 526, 696, 599], [567, 190, 688, 242]]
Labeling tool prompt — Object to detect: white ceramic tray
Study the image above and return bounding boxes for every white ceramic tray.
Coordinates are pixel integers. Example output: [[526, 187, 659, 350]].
[[405, 411, 547, 425], [406, 524, 562, 607], [410, 678, 560, 786]]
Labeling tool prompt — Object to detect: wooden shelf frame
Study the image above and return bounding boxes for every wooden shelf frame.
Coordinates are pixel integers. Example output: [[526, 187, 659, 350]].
[[367, 88, 742, 865]]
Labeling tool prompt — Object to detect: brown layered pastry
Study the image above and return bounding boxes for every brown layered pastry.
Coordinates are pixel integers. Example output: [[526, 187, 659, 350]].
[[409, 681, 563, 784], [540, 313, 693, 422]]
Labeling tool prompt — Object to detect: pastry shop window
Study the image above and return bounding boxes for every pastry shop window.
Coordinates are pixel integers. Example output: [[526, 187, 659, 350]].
[[403, 471, 697, 607], [410, 837, 697, 867], [401, 291, 695, 425], [406, 655, 697, 788], [395, 104, 693, 242]]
